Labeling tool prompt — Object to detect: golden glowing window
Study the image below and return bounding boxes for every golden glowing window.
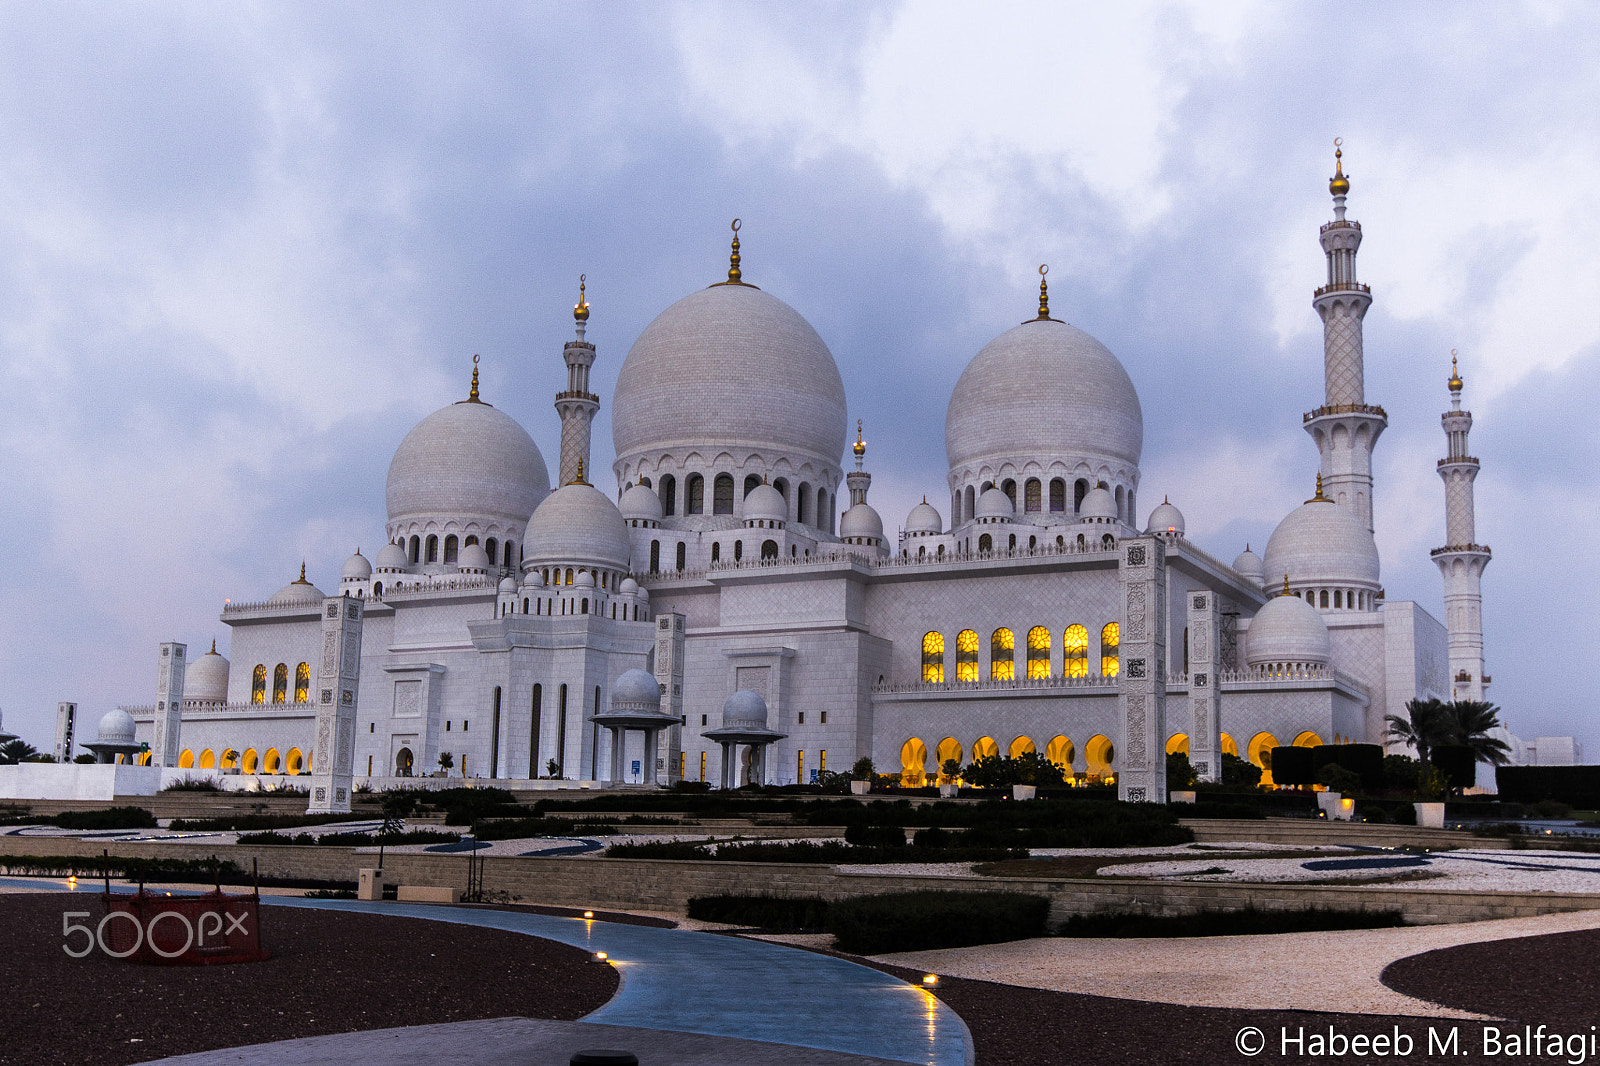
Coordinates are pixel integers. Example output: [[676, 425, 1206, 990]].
[[900, 738, 928, 786], [251, 664, 266, 704], [1026, 626, 1050, 679], [1063, 625, 1089, 678], [922, 632, 945, 683], [294, 662, 310, 703], [1046, 735, 1074, 772], [272, 663, 288, 704], [1100, 622, 1120, 678], [990, 628, 1015, 681], [955, 630, 980, 682]]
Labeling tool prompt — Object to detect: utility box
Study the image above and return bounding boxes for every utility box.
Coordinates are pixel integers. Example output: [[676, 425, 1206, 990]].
[[357, 868, 386, 901]]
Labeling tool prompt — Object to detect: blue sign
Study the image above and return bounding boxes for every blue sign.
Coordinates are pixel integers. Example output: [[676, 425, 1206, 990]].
[[809, 769, 818, 783], [632, 760, 641, 776]]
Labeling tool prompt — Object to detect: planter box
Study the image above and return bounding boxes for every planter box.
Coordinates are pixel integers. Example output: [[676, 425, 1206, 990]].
[[1316, 791, 1355, 821], [1012, 784, 1037, 801], [1169, 790, 1196, 804], [939, 783, 958, 799], [1414, 801, 1446, 828], [850, 780, 872, 795]]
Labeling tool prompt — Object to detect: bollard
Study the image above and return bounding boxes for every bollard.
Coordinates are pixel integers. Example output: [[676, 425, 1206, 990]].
[[570, 1052, 638, 1065]]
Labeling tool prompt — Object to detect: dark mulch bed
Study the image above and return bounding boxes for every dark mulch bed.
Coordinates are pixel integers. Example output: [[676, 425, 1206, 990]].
[[1382, 927, 1600, 1026], [0, 893, 617, 1066]]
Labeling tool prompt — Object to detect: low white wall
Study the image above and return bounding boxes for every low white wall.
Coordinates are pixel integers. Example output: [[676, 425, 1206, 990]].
[[0, 763, 162, 800]]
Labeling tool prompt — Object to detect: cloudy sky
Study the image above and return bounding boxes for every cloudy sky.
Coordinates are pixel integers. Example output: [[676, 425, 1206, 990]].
[[1, 2, 1593, 754]]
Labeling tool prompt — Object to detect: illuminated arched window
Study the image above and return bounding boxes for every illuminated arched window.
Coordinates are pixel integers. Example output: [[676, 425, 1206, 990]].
[[294, 662, 310, 703], [1046, 735, 1074, 773], [990, 628, 1015, 681], [263, 748, 281, 774], [272, 663, 288, 703], [199, 748, 215, 769], [251, 665, 266, 704], [1008, 735, 1035, 758], [178, 749, 194, 768], [565, 567, 574, 585], [973, 736, 999, 760], [899, 738, 928, 786], [1086, 734, 1115, 776], [1026, 626, 1050, 679], [1166, 733, 1190, 755], [242, 748, 259, 774], [286, 747, 304, 774], [1063, 625, 1088, 677], [713, 473, 735, 515], [922, 632, 945, 683], [936, 737, 963, 779], [1024, 478, 1041, 513], [686, 474, 705, 515], [955, 630, 980, 682], [1100, 622, 1120, 678]]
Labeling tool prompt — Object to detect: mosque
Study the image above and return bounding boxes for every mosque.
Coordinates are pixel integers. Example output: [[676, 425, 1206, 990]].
[[113, 148, 1490, 806]]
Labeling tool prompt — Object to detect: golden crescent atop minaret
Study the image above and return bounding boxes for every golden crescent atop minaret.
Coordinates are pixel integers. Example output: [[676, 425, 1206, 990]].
[[574, 274, 589, 322], [1330, 137, 1350, 197]]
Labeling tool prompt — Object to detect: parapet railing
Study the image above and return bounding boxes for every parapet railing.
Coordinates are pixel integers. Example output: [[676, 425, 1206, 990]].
[[872, 674, 1116, 695]]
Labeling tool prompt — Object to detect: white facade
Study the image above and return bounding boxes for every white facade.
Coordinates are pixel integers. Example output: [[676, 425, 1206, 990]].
[[119, 159, 1460, 794]]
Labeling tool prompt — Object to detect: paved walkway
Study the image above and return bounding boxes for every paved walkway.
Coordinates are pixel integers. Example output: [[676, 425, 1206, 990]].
[[875, 907, 1600, 1018]]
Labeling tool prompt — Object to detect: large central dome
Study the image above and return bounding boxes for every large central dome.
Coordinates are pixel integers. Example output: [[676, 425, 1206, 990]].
[[386, 398, 550, 538], [612, 283, 848, 470]]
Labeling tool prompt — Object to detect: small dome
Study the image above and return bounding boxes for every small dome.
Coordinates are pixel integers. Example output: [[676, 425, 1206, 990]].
[[840, 502, 884, 540], [612, 669, 662, 707], [1246, 592, 1332, 667], [458, 543, 491, 571], [1233, 545, 1265, 584], [1080, 486, 1116, 520], [341, 550, 372, 581], [375, 543, 409, 571], [573, 569, 596, 588], [269, 567, 325, 606], [619, 483, 664, 522], [498, 575, 518, 594], [523, 570, 546, 589], [905, 498, 943, 535], [1264, 496, 1380, 588], [743, 483, 788, 523], [523, 483, 631, 572], [97, 709, 136, 745], [722, 689, 769, 729], [1145, 498, 1185, 535], [975, 487, 1015, 520], [185, 645, 230, 702], [618, 576, 639, 596], [386, 398, 550, 530]]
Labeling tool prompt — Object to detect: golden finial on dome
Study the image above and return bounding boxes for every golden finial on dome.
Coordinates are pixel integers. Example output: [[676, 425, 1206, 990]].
[[1306, 472, 1328, 503], [1033, 263, 1055, 322], [1448, 348, 1463, 392], [468, 353, 482, 403], [726, 218, 743, 284], [210, 638, 217, 655], [570, 458, 589, 486], [574, 274, 589, 322], [1282, 574, 1292, 597], [853, 419, 866, 457], [1329, 137, 1350, 197], [294, 561, 309, 584]]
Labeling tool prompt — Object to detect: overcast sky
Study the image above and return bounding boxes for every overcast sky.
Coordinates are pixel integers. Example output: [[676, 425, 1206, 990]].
[[1, 2, 1593, 754]]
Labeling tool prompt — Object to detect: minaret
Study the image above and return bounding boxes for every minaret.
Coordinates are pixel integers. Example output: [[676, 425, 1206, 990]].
[[555, 275, 599, 486], [1431, 353, 1491, 701], [846, 420, 871, 505], [1304, 139, 1387, 531]]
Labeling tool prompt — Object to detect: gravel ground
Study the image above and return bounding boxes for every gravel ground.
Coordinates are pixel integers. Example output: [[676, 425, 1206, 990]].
[[1382, 927, 1600, 1026], [1108, 847, 1600, 891], [0, 892, 618, 1066]]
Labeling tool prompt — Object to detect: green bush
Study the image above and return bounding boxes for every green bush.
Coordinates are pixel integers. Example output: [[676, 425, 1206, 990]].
[[1314, 762, 1363, 795], [1057, 905, 1408, 938], [169, 813, 366, 832], [161, 776, 222, 792], [1220, 753, 1262, 789], [844, 823, 906, 847], [1534, 799, 1573, 819], [1166, 752, 1197, 791], [235, 828, 458, 847], [1269, 746, 1314, 786], [1383, 753, 1423, 791], [961, 752, 1066, 788], [53, 806, 157, 830], [1430, 746, 1477, 792], [828, 891, 1050, 954], [604, 839, 1024, 864], [687, 894, 830, 931]]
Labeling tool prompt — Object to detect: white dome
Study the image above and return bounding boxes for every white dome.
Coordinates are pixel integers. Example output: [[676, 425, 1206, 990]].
[[905, 498, 943, 535], [523, 483, 631, 572], [618, 483, 663, 522], [375, 543, 409, 571], [743, 483, 787, 523], [573, 569, 596, 588], [1233, 545, 1265, 584], [839, 502, 883, 540], [612, 669, 662, 706], [341, 550, 372, 581], [612, 283, 847, 469], [1245, 593, 1332, 667], [1080, 486, 1116, 520], [1145, 499, 1185, 535], [945, 318, 1143, 476], [458, 543, 491, 571], [97, 709, 136, 745], [498, 575, 518, 594], [386, 398, 550, 532], [523, 570, 546, 589], [618, 576, 639, 596], [1264, 496, 1380, 588], [185, 646, 230, 702], [975, 487, 1014, 520], [722, 689, 769, 729], [269, 569, 325, 605]]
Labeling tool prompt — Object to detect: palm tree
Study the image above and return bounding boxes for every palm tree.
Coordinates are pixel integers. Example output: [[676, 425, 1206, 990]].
[[1441, 700, 1512, 766], [0, 739, 39, 765], [1386, 698, 1449, 765]]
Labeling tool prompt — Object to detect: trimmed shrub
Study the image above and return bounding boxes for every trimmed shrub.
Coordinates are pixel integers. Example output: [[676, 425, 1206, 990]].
[[844, 824, 906, 847], [1497, 766, 1600, 809], [828, 891, 1050, 954], [1057, 905, 1407, 938], [236, 828, 458, 847], [1269, 746, 1314, 786], [1312, 744, 1383, 791], [1430, 746, 1477, 791], [687, 894, 830, 931], [161, 776, 222, 792], [53, 807, 157, 830]]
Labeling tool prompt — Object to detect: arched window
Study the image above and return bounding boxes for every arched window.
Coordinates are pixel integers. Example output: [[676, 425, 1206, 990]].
[[973, 736, 999, 760], [761, 539, 778, 560], [486, 537, 498, 564], [733, 539, 743, 562], [1086, 734, 1115, 777], [936, 737, 963, 779], [1074, 478, 1089, 513], [1320, 589, 1329, 607], [581, 598, 589, 614], [1063, 625, 1088, 677], [1007, 533, 1016, 553], [676, 542, 687, 570], [899, 738, 928, 786], [1101, 533, 1115, 550], [650, 540, 660, 572], [1046, 735, 1074, 774], [564, 567, 574, 584], [936, 544, 944, 558], [713, 473, 735, 515], [463, 535, 478, 547], [686, 474, 705, 514], [251, 665, 266, 704], [178, 749, 194, 768], [272, 663, 288, 703], [523, 597, 530, 613], [1101, 622, 1120, 677], [797, 482, 811, 525], [199, 748, 215, 769], [990, 628, 1015, 681], [1076, 533, 1086, 551], [1001, 479, 1017, 507], [1049, 478, 1066, 512], [964, 485, 976, 523], [264, 748, 281, 774], [773, 477, 789, 511], [242, 748, 259, 774], [395, 746, 414, 776], [1166, 733, 1190, 755], [922, 632, 945, 683], [508, 541, 518, 566], [443, 535, 458, 563], [1008, 735, 1035, 758], [1026, 626, 1050, 679], [743, 473, 762, 499], [955, 630, 980, 682], [425, 535, 439, 563], [661, 474, 677, 516], [408, 535, 420, 563], [1114, 485, 1125, 521], [1024, 478, 1041, 512], [978, 533, 992, 553], [818, 488, 831, 533], [286, 747, 304, 774], [711, 542, 721, 563], [294, 662, 310, 703]]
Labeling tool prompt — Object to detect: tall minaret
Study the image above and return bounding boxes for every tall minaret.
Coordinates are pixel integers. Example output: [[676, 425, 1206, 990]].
[[555, 275, 599, 485], [1304, 139, 1387, 531], [1432, 353, 1491, 701], [846, 420, 871, 505]]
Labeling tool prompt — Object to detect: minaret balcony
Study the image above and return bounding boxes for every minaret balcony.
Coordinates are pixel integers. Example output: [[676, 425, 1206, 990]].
[[1430, 544, 1491, 558], [1313, 281, 1371, 297], [554, 389, 599, 403], [1319, 220, 1362, 235], [1303, 402, 1386, 423], [1437, 456, 1478, 468]]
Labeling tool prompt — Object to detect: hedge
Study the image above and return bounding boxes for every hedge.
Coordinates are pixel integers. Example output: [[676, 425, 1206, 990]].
[[1496, 765, 1600, 808], [603, 839, 1025, 864], [1430, 746, 1478, 790], [828, 891, 1050, 954], [1057, 905, 1407, 938], [1312, 744, 1384, 791], [687, 894, 830, 931], [1269, 746, 1315, 786]]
